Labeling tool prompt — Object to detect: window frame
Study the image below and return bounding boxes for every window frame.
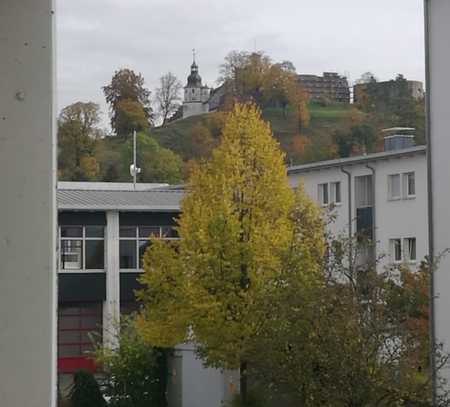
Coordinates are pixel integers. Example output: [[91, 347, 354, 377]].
[[390, 238, 402, 263], [403, 172, 416, 199], [59, 225, 105, 273], [403, 237, 417, 263], [119, 225, 179, 272], [330, 181, 342, 205], [388, 174, 402, 201]]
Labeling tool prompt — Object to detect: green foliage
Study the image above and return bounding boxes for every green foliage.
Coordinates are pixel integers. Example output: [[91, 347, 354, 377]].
[[333, 123, 377, 157], [69, 370, 106, 407], [103, 68, 153, 136], [121, 133, 183, 183], [95, 318, 167, 407], [58, 101, 102, 181], [245, 238, 442, 407]]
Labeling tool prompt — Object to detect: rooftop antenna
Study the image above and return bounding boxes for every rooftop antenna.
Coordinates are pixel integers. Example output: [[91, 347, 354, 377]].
[[129, 129, 141, 190]]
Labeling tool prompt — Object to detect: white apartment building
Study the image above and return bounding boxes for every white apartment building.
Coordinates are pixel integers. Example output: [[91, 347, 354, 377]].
[[287, 138, 428, 269]]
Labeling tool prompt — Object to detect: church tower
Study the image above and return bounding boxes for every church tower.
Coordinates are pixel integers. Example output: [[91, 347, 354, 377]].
[[182, 50, 210, 119]]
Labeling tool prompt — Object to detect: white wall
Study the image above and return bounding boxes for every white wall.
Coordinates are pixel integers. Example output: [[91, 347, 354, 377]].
[[289, 152, 428, 270], [0, 0, 56, 406], [426, 0, 450, 387]]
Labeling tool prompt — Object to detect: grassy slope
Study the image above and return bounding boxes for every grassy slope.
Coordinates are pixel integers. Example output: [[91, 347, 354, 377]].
[[147, 102, 365, 166]]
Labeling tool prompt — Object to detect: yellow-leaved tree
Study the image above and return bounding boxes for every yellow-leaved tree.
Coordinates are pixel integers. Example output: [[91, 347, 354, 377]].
[[136, 103, 324, 404]]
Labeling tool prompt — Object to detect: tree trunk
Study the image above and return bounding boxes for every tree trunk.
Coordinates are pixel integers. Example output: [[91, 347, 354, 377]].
[[240, 360, 248, 406]]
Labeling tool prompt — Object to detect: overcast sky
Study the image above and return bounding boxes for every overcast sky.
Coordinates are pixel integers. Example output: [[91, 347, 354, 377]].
[[57, 0, 425, 128]]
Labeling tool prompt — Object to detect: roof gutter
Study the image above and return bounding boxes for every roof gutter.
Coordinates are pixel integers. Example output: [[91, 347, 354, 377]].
[[341, 167, 353, 271]]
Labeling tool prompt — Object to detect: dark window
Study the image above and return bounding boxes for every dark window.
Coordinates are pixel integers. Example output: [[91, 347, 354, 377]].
[[120, 226, 136, 238], [85, 240, 104, 269], [120, 240, 137, 269], [139, 226, 160, 238], [61, 226, 82, 238], [85, 226, 104, 238], [139, 240, 152, 268], [58, 303, 102, 358]]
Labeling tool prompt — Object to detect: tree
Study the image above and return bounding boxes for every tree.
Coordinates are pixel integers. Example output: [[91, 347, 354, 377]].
[[245, 237, 450, 407], [103, 68, 153, 136], [95, 317, 167, 407], [136, 103, 324, 405], [121, 133, 183, 184], [155, 72, 183, 125], [69, 370, 106, 407], [58, 101, 102, 180], [219, 51, 309, 129], [333, 123, 377, 157]]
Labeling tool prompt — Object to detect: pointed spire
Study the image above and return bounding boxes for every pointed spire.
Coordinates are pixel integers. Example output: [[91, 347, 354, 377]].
[[192, 48, 196, 64]]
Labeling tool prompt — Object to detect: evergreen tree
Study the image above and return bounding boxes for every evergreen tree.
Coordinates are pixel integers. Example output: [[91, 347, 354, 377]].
[[69, 370, 106, 407]]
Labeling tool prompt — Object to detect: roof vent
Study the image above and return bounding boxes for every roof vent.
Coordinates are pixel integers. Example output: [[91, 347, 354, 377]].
[[382, 127, 415, 152]]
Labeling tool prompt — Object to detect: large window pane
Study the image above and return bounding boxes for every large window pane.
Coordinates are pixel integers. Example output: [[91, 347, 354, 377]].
[[120, 240, 137, 269], [61, 240, 82, 270], [85, 226, 104, 238], [139, 240, 152, 268], [161, 226, 178, 238], [120, 226, 137, 238], [85, 240, 104, 269], [61, 226, 82, 238], [139, 226, 160, 238], [388, 174, 401, 199]]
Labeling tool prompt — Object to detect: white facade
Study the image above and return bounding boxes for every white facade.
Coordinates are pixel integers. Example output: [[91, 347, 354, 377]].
[[425, 0, 450, 394], [288, 147, 428, 269], [0, 1, 57, 406]]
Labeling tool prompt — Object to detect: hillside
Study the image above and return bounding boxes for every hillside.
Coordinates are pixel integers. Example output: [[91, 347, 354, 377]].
[[151, 102, 363, 165]]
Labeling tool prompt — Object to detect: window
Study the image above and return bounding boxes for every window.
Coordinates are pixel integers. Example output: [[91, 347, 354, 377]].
[[404, 172, 415, 197], [318, 183, 329, 206], [60, 226, 104, 271], [404, 237, 417, 262], [390, 238, 402, 262], [389, 237, 417, 263], [355, 175, 373, 208], [119, 225, 178, 270], [388, 172, 416, 200], [58, 303, 102, 358], [330, 182, 341, 204], [388, 174, 401, 200]]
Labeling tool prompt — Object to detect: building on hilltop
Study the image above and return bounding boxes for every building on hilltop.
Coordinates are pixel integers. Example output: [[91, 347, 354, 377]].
[[353, 79, 424, 104], [298, 72, 350, 104], [182, 53, 211, 119]]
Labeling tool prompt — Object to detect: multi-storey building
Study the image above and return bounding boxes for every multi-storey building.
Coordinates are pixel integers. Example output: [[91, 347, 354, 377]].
[[298, 72, 351, 104], [287, 138, 428, 269], [353, 80, 425, 104], [56, 182, 236, 407]]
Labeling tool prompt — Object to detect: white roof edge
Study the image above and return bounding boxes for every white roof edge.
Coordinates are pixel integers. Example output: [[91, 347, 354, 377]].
[[58, 205, 180, 212], [58, 181, 170, 191], [287, 146, 426, 174]]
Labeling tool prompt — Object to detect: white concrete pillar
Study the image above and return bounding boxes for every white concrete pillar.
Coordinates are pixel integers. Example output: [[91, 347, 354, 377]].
[[426, 0, 450, 392], [0, 1, 56, 406], [104, 211, 121, 347]]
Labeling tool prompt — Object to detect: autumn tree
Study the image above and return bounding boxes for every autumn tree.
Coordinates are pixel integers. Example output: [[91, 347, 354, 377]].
[[58, 101, 102, 180], [246, 236, 450, 407], [155, 72, 183, 125], [219, 51, 309, 132], [103, 68, 153, 136], [136, 103, 324, 405]]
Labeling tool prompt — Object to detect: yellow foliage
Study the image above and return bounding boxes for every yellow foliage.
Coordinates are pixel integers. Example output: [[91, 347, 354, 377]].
[[137, 103, 324, 369]]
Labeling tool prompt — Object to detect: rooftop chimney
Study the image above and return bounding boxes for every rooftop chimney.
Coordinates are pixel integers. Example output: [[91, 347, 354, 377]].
[[382, 127, 415, 152]]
